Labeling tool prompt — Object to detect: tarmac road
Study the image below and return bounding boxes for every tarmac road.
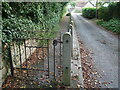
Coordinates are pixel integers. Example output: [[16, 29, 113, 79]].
[[72, 13, 119, 88]]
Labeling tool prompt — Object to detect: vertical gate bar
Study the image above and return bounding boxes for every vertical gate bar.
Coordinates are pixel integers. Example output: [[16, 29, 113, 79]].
[[13, 42, 16, 64], [42, 40, 44, 64], [36, 46, 39, 71], [29, 47, 32, 77], [35, 46, 39, 86], [60, 33, 62, 67], [8, 43, 14, 77], [18, 40, 24, 85], [27, 46, 31, 85], [27, 47, 31, 82], [24, 39, 29, 86], [47, 39, 49, 77], [42, 45, 44, 69], [30, 47, 32, 64], [30, 47, 32, 56], [53, 44, 56, 80], [11, 42, 15, 88], [18, 41, 22, 74], [36, 46, 38, 67], [42, 45, 44, 60], [24, 40, 28, 76]]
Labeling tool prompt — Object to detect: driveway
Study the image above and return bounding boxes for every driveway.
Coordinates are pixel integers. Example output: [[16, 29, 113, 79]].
[[72, 13, 119, 88]]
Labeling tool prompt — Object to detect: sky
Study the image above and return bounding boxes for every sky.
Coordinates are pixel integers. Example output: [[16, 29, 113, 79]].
[[72, 0, 119, 2]]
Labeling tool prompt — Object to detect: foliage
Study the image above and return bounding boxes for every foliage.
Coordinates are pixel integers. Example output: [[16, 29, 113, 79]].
[[2, 2, 67, 63], [98, 2, 120, 21], [2, 2, 67, 45], [2, 17, 35, 43], [74, 9, 82, 13], [98, 6, 110, 21], [108, 2, 120, 19], [82, 2, 120, 20], [97, 19, 120, 34], [82, 8, 96, 19], [82, 2, 120, 34], [70, 2, 76, 8], [96, 2, 106, 7]]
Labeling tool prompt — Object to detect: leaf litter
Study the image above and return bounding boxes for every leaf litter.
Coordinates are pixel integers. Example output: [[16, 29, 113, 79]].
[[78, 39, 102, 88], [2, 46, 65, 88], [78, 38, 114, 88]]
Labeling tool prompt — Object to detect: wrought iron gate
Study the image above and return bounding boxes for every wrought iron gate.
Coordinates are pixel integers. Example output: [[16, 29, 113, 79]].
[[8, 31, 63, 88]]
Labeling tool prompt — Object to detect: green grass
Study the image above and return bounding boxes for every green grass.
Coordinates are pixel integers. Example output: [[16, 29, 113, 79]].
[[74, 9, 82, 13], [97, 19, 120, 34]]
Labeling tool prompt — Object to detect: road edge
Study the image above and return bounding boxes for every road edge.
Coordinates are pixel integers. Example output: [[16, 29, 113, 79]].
[[71, 18, 84, 88]]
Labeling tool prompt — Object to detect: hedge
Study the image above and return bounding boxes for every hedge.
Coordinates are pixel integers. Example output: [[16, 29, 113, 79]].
[[98, 6, 110, 21], [2, 2, 67, 44], [98, 2, 120, 21], [82, 8, 96, 19], [82, 2, 120, 21], [2, 2, 67, 66], [97, 19, 120, 34]]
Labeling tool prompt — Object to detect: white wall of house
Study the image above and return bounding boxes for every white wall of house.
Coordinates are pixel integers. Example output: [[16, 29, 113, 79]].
[[75, 6, 82, 10], [84, 2, 95, 8]]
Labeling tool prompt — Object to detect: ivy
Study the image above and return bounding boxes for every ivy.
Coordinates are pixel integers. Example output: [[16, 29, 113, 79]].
[[2, 2, 67, 63], [2, 2, 67, 45]]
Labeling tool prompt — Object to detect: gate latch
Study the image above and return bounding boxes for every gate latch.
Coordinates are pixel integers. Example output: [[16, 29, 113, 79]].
[[53, 39, 63, 46], [53, 40, 58, 46]]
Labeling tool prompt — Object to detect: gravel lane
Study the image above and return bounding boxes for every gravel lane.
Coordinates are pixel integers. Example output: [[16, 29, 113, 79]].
[[72, 13, 119, 88]]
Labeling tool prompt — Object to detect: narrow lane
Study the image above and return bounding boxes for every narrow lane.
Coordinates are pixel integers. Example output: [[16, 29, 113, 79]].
[[72, 13, 118, 88]]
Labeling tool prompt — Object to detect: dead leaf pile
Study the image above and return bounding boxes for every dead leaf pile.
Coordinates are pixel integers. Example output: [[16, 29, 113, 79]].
[[2, 47, 64, 89], [2, 48, 49, 88], [78, 39, 102, 88]]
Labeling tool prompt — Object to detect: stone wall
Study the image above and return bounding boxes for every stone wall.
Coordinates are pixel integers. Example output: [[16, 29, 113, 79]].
[[11, 39, 38, 68], [0, 39, 38, 87]]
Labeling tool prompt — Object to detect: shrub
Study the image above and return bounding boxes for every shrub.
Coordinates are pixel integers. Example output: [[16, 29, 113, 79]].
[[98, 6, 110, 21], [82, 8, 96, 19], [2, 2, 68, 67], [97, 19, 120, 34], [108, 2, 120, 19], [2, 17, 35, 44], [116, 2, 120, 19], [74, 9, 81, 13], [98, 2, 120, 21], [2, 2, 67, 44]]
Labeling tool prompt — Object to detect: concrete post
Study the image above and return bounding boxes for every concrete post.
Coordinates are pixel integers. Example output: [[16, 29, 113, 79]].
[[62, 32, 71, 86], [69, 24, 73, 57]]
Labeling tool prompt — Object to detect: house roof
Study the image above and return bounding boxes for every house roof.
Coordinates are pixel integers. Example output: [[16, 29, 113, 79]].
[[76, 2, 88, 7], [89, 1, 96, 7], [76, 1, 96, 8]]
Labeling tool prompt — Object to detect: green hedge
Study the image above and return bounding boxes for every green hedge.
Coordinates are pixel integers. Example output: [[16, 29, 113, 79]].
[[2, 2, 67, 44], [2, 2, 67, 65], [82, 8, 96, 19], [108, 2, 120, 19], [98, 6, 110, 21], [82, 2, 120, 20], [98, 2, 120, 21]]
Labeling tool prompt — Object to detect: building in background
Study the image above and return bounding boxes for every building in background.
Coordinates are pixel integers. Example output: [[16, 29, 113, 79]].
[[74, 0, 96, 13]]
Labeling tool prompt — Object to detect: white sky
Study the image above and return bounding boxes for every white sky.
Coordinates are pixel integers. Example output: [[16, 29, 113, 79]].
[[73, 0, 119, 2]]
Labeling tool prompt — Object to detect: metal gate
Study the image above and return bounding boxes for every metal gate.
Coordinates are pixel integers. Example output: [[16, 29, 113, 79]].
[[8, 31, 63, 88]]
